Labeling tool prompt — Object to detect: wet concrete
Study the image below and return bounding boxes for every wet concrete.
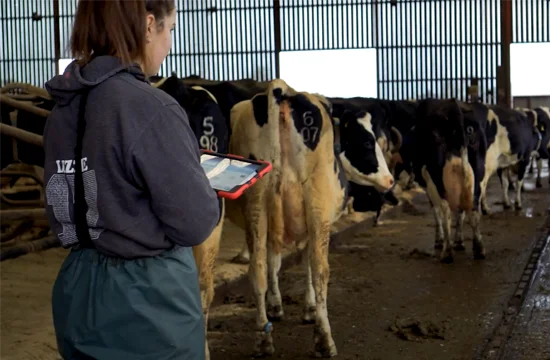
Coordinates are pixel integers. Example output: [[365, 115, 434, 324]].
[[498, 227, 550, 360]]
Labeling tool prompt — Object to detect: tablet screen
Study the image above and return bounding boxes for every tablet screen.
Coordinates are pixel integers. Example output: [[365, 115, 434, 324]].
[[200, 154, 263, 192]]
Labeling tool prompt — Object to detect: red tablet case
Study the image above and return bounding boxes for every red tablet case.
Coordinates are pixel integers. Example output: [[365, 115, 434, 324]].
[[201, 150, 273, 200]]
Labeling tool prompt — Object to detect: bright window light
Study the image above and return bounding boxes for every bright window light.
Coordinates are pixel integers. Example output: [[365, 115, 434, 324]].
[[58, 58, 74, 75], [279, 49, 377, 98], [511, 42, 550, 97]]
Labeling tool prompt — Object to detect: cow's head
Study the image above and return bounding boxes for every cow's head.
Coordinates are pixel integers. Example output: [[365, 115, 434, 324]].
[[339, 110, 395, 192], [363, 101, 403, 170]]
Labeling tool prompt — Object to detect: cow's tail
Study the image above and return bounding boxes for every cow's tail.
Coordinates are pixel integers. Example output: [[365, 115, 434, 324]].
[[443, 149, 475, 212], [266, 79, 298, 170]]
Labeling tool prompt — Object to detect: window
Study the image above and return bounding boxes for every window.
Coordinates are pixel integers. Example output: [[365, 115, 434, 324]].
[[279, 49, 377, 98]]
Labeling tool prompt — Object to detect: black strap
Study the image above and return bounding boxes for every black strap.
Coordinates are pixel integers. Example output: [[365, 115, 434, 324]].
[[74, 90, 95, 249]]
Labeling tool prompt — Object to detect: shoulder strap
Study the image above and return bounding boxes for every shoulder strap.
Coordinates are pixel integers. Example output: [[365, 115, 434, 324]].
[[74, 90, 95, 248]]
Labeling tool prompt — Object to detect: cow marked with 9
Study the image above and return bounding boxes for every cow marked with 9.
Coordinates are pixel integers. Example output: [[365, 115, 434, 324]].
[[413, 99, 478, 263]]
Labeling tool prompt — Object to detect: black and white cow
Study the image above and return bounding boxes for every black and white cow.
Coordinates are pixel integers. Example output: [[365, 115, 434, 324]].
[[328, 97, 403, 225], [151, 75, 229, 154], [479, 105, 543, 212], [526, 107, 550, 188], [412, 99, 484, 263]]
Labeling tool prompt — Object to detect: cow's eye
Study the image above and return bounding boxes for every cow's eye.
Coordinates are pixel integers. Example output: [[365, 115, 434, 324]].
[[364, 142, 374, 150]]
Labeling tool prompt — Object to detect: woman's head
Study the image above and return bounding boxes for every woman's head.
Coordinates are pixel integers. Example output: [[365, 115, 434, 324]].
[[70, 0, 176, 77]]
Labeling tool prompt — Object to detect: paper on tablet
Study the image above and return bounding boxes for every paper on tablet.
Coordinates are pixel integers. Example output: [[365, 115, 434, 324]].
[[200, 154, 261, 192]]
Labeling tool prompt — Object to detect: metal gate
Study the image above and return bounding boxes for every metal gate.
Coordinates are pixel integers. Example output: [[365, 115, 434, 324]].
[[1, 0, 548, 104], [0, 0, 56, 87], [280, 0, 504, 103]]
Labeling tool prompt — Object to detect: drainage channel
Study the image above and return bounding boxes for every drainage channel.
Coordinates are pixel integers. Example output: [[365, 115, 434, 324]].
[[476, 206, 550, 360]]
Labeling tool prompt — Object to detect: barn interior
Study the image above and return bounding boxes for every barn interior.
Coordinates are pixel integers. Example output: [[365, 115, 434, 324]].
[[1, 1, 550, 359]]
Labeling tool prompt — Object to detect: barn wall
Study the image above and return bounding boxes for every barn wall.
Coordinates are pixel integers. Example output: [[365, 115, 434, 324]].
[[1, 0, 548, 103]]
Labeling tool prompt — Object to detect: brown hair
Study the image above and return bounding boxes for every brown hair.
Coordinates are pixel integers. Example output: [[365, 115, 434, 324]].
[[70, 0, 175, 67]]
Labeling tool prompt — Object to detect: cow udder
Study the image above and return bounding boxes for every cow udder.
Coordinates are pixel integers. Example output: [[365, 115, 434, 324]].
[[442, 156, 474, 212]]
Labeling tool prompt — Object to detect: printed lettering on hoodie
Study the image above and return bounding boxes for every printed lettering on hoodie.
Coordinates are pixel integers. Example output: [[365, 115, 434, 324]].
[[46, 156, 103, 246]]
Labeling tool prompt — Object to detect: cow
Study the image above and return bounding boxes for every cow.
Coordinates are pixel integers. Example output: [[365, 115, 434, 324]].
[[452, 101, 491, 256], [478, 105, 543, 212], [328, 97, 405, 225], [224, 79, 394, 357], [231, 97, 402, 264], [527, 107, 550, 188], [412, 98, 483, 263]]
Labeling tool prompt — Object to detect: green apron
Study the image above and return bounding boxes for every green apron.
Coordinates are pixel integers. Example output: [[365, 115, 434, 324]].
[[52, 245, 205, 360]]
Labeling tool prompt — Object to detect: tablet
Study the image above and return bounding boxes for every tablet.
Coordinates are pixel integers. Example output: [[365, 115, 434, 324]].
[[200, 150, 273, 199]]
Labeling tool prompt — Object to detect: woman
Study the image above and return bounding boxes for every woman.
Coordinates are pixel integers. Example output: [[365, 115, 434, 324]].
[[43, 1, 221, 359]]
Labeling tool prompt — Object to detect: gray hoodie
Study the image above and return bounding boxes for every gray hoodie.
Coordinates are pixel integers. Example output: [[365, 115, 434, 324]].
[[43, 55, 221, 258]]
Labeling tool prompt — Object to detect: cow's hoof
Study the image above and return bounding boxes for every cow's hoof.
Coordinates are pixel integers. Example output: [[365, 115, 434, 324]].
[[434, 241, 443, 250], [536, 179, 543, 188], [473, 241, 485, 260], [231, 253, 250, 265], [515, 203, 523, 211], [454, 242, 466, 251], [302, 306, 316, 324], [503, 203, 512, 210], [482, 208, 491, 216], [254, 331, 274, 357], [473, 251, 486, 260], [267, 305, 284, 322], [440, 253, 454, 264], [313, 327, 337, 358]]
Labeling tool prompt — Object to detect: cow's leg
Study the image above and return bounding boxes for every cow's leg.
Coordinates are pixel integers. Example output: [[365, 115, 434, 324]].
[[454, 210, 466, 251], [231, 241, 251, 264], [508, 170, 516, 190], [267, 195, 284, 322], [479, 177, 491, 215], [536, 158, 543, 188], [529, 156, 540, 174], [422, 166, 444, 249], [432, 206, 444, 249], [373, 205, 382, 227], [245, 197, 274, 356], [302, 249, 317, 324], [439, 200, 454, 263], [192, 205, 224, 360], [308, 222, 337, 357], [497, 168, 512, 209], [305, 188, 336, 357], [515, 160, 528, 210], [468, 210, 485, 259]]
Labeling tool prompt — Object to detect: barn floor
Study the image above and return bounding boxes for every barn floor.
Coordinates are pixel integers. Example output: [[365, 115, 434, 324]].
[[1, 166, 549, 360], [206, 167, 550, 360]]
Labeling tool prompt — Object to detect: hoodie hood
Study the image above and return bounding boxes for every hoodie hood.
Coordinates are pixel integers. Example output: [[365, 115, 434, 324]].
[[45, 55, 147, 106]]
